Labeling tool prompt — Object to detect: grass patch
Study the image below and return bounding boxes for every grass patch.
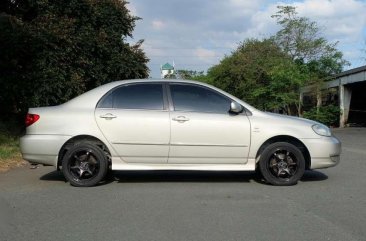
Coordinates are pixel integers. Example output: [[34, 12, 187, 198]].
[[0, 120, 26, 172]]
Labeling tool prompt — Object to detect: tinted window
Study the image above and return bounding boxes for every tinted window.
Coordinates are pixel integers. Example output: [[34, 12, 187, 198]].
[[98, 84, 164, 110], [170, 84, 231, 113]]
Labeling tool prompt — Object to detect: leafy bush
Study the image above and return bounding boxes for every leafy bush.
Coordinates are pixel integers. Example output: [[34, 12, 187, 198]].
[[303, 105, 340, 127]]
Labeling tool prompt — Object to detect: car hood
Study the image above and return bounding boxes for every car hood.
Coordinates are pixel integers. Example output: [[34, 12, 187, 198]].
[[263, 112, 318, 126]]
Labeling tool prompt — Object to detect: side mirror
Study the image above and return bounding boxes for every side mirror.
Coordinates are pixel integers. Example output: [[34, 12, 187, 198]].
[[230, 101, 243, 114]]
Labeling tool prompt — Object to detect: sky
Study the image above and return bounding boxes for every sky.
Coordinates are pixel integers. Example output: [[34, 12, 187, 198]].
[[127, 0, 366, 78]]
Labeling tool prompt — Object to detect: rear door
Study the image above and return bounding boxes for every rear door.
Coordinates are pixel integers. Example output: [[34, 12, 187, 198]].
[[168, 83, 251, 164], [95, 83, 170, 163]]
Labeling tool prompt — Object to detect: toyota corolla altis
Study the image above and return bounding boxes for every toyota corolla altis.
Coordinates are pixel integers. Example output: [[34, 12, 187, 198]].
[[20, 79, 341, 186]]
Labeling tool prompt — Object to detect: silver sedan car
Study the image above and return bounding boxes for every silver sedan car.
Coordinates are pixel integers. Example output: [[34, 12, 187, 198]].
[[20, 79, 341, 187]]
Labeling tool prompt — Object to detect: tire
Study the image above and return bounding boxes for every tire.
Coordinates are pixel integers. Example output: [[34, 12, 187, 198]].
[[255, 164, 263, 178], [259, 142, 305, 186], [62, 143, 108, 187]]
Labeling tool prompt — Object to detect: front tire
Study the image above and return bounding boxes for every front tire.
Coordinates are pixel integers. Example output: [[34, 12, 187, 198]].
[[62, 143, 108, 187], [259, 142, 305, 186]]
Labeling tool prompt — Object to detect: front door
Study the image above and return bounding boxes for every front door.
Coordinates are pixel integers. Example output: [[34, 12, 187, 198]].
[[168, 83, 251, 164]]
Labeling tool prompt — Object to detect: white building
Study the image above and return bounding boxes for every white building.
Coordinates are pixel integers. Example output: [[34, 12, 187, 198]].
[[160, 62, 175, 79]]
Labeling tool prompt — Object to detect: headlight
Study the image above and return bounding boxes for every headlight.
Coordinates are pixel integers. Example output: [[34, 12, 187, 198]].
[[312, 124, 332, 137]]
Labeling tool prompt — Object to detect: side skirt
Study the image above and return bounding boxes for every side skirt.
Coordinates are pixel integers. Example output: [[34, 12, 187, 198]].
[[111, 157, 256, 171]]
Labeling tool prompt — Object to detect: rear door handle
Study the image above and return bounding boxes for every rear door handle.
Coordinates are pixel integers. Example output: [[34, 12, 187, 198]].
[[100, 113, 117, 120], [172, 116, 189, 122]]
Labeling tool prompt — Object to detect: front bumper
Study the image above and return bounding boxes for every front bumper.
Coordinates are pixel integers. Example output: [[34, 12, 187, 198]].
[[301, 135, 341, 169], [20, 134, 72, 167]]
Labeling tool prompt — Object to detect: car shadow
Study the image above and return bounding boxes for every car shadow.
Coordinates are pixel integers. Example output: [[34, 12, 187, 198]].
[[39, 170, 260, 184], [39, 170, 328, 185], [301, 170, 328, 182], [39, 170, 115, 186], [113, 170, 259, 183], [40, 170, 66, 182], [113, 170, 328, 184]]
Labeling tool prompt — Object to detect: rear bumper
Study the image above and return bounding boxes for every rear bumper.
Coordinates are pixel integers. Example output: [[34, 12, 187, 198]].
[[20, 134, 71, 167], [301, 136, 341, 169]]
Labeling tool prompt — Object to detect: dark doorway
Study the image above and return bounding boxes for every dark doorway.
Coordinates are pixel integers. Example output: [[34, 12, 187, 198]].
[[348, 82, 366, 126]]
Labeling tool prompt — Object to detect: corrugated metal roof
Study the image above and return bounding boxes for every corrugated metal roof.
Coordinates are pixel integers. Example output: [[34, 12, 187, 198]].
[[333, 65, 366, 78]]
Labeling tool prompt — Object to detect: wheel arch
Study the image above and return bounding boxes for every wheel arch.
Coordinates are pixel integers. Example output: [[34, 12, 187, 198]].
[[255, 135, 311, 170], [57, 135, 111, 170]]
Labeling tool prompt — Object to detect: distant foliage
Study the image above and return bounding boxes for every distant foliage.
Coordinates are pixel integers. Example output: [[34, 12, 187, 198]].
[[0, 0, 149, 116], [176, 70, 204, 79], [303, 105, 340, 127]]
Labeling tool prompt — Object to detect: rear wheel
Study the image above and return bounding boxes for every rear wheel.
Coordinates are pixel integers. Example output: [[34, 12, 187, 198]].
[[62, 143, 108, 187], [259, 142, 305, 186]]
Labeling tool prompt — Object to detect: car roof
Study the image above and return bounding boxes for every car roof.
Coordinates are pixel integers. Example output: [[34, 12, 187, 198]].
[[103, 78, 208, 85], [64, 79, 257, 113]]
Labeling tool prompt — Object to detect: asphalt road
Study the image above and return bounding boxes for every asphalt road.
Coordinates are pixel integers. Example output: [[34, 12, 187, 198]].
[[1, 128, 366, 241]]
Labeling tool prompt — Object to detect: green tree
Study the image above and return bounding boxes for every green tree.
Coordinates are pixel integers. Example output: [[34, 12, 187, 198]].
[[272, 5, 348, 80], [0, 0, 148, 117], [208, 39, 306, 113]]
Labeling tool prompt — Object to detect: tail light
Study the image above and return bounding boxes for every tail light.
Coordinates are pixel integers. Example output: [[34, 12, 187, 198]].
[[25, 113, 40, 127]]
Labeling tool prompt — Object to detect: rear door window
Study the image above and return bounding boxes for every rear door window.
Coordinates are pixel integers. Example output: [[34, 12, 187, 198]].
[[98, 83, 164, 110]]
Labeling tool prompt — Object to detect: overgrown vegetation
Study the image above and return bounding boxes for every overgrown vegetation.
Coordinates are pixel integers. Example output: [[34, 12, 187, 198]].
[[303, 105, 340, 127]]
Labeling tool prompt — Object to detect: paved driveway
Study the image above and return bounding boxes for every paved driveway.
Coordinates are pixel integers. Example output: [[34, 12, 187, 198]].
[[1, 128, 365, 241]]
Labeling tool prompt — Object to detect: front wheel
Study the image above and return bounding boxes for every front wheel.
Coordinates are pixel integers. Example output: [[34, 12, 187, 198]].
[[62, 143, 108, 187], [259, 142, 305, 186]]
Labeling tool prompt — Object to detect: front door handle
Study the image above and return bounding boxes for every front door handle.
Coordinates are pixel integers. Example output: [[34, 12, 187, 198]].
[[172, 116, 189, 123], [100, 113, 117, 120]]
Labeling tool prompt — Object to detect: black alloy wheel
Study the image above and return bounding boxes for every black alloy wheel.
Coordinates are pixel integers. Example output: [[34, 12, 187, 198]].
[[62, 143, 108, 187], [259, 142, 305, 186]]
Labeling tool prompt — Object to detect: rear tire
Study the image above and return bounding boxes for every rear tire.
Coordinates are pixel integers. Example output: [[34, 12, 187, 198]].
[[62, 143, 108, 187], [259, 142, 305, 186]]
